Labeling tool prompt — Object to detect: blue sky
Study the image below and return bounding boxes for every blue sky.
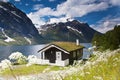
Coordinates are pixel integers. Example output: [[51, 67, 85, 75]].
[[1, 0, 120, 33]]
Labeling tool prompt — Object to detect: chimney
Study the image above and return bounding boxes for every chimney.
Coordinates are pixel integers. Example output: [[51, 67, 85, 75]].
[[76, 39, 79, 46]]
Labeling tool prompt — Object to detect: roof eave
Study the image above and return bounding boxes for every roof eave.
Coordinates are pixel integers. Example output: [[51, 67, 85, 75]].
[[38, 44, 70, 54]]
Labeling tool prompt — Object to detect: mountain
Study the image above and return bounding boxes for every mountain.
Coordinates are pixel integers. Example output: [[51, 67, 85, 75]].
[[0, 1, 101, 45], [38, 20, 101, 43], [0, 2, 43, 45]]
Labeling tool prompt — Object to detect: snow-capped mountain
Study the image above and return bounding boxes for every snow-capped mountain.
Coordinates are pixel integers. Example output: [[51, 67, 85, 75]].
[[0, 1, 43, 45], [38, 20, 101, 43], [0, 1, 101, 45]]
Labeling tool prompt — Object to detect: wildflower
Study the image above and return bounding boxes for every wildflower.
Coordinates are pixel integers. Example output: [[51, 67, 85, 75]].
[[9, 52, 27, 64], [93, 76, 103, 80], [85, 72, 90, 74], [26, 55, 39, 66], [42, 67, 50, 73], [76, 78, 80, 80], [113, 58, 118, 61], [79, 72, 85, 77], [9, 52, 24, 60], [0, 59, 12, 70]]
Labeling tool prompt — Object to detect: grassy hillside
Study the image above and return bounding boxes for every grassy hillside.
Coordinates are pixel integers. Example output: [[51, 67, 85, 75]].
[[0, 37, 29, 46], [0, 36, 40, 46], [64, 49, 120, 80], [92, 25, 120, 50]]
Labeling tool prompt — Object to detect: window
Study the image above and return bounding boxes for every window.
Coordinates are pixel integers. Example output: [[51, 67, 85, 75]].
[[56, 52, 61, 60]]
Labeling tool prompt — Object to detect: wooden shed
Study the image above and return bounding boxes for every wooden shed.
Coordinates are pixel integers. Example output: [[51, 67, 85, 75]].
[[38, 42, 84, 66]]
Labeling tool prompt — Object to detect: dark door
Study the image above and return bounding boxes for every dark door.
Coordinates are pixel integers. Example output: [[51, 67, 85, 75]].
[[49, 52, 56, 63], [45, 47, 58, 63]]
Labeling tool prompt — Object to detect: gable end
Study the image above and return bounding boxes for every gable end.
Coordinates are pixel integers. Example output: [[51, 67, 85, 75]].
[[38, 44, 69, 54]]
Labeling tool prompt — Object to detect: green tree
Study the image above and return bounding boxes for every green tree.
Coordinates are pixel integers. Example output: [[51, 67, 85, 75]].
[[92, 25, 120, 50]]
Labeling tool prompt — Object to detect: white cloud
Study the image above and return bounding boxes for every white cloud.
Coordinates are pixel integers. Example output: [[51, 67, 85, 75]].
[[48, 16, 74, 24], [33, 4, 43, 10], [25, 3, 29, 6], [49, 0, 55, 2], [27, 12, 46, 28], [109, 0, 120, 6], [28, 0, 111, 27], [0, 0, 9, 2], [14, 0, 20, 2], [32, 0, 41, 2], [56, 1, 109, 17], [91, 16, 120, 33]]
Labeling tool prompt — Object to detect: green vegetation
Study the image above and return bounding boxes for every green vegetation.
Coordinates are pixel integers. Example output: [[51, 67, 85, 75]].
[[0, 40, 8, 45], [48, 66, 64, 71], [1, 64, 63, 77], [0, 37, 29, 46], [1, 65, 47, 76], [51, 42, 84, 51], [92, 25, 120, 50], [64, 51, 120, 80], [17, 57, 27, 65]]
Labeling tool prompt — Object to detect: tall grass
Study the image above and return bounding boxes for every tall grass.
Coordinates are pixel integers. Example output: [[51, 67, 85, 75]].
[[64, 51, 120, 80]]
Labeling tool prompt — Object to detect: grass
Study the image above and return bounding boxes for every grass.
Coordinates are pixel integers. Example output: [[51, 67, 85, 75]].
[[1, 65, 48, 76], [49, 66, 64, 71], [1, 50, 120, 80], [51, 42, 84, 52], [64, 51, 120, 80], [1, 64, 63, 77]]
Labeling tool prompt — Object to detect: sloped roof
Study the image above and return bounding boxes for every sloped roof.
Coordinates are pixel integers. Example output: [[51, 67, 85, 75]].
[[50, 42, 84, 52]]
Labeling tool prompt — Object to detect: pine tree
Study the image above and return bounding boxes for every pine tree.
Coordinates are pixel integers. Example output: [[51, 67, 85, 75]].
[[92, 25, 120, 50]]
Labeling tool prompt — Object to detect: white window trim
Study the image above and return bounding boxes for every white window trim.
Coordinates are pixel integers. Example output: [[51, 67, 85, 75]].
[[56, 51, 62, 61]]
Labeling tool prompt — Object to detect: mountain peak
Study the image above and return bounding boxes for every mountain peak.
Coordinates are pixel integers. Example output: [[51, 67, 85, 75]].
[[38, 20, 101, 43], [69, 20, 86, 24]]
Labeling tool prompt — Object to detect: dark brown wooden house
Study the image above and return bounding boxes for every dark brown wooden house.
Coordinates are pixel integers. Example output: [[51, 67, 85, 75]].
[[38, 42, 84, 66]]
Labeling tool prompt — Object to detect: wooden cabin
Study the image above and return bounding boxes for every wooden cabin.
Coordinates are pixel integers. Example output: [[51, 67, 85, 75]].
[[38, 42, 84, 66]]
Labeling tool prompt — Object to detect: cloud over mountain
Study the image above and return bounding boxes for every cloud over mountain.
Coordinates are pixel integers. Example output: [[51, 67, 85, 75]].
[[91, 15, 120, 33], [27, 0, 120, 33], [27, 0, 113, 28]]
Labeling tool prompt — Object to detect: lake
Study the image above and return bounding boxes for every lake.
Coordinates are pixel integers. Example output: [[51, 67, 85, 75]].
[[0, 43, 92, 61]]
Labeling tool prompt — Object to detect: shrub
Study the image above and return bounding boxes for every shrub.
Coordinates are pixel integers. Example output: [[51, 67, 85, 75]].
[[0, 59, 12, 70], [9, 52, 27, 65], [26, 55, 38, 66]]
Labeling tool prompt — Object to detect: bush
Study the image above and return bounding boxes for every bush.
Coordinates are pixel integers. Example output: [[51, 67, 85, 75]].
[[0, 59, 12, 70], [9, 52, 27, 65], [26, 55, 38, 66]]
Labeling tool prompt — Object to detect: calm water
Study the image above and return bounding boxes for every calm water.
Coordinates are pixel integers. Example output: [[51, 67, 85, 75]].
[[81, 43, 92, 59], [0, 43, 92, 61]]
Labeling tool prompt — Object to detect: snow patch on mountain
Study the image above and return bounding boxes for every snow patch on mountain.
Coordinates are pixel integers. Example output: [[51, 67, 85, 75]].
[[24, 37, 31, 44], [11, 11, 22, 18], [37, 26, 50, 34], [1, 28, 15, 42], [37, 28, 45, 34], [67, 26, 83, 35], [0, 5, 7, 11]]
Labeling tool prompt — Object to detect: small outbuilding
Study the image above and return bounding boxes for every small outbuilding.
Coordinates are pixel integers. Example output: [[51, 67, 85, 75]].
[[38, 42, 84, 66]]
